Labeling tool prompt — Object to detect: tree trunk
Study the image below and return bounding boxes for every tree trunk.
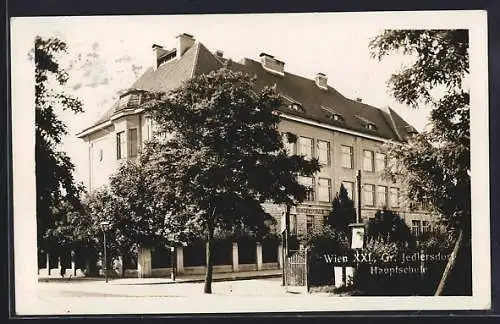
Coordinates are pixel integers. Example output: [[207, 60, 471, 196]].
[[203, 218, 214, 294], [434, 229, 464, 296]]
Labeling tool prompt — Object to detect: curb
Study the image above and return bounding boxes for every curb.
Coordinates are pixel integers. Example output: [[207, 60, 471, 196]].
[[38, 273, 283, 285], [110, 273, 282, 285]]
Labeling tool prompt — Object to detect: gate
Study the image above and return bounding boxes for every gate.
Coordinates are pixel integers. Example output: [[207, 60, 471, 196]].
[[284, 249, 309, 291]]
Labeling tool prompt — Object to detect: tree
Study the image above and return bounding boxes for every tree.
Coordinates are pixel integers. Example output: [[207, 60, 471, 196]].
[[326, 184, 356, 233], [369, 30, 470, 295], [143, 69, 320, 293], [365, 209, 413, 246], [35, 36, 84, 257], [73, 155, 189, 275]]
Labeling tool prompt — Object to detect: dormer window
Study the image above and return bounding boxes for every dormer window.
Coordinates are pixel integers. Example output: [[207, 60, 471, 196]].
[[320, 105, 344, 122], [118, 89, 143, 110], [355, 115, 377, 131], [281, 94, 304, 113], [405, 125, 418, 135], [289, 103, 303, 112], [331, 114, 343, 122], [157, 48, 177, 66]]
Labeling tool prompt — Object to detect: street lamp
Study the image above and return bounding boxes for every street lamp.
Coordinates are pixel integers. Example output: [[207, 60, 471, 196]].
[[100, 221, 110, 283], [170, 246, 176, 282]]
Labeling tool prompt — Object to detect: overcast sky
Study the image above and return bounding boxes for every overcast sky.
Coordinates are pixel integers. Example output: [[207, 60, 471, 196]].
[[13, 11, 479, 186]]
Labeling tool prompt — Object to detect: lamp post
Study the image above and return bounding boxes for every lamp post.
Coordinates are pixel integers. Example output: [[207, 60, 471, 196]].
[[100, 221, 110, 283], [170, 246, 176, 281], [350, 170, 365, 249]]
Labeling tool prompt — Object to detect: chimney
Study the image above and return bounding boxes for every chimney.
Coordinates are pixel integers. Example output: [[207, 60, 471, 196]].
[[176, 33, 195, 59], [355, 97, 363, 103], [259, 53, 285, 76], [214, 50, 224, 58], [152, 44, 164, 71], [315, 73, 328, 90]]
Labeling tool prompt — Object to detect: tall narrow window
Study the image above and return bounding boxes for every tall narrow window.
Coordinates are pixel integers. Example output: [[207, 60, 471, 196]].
[[116, 131, 125, 160], [291, 214, 298, 235], [298, 176, 315, 201], [363, 150, 374, 172], [422, 221, 431, 233], [375, 153, 387, 172], [377, 186, 388, 207], [306, 215, 315, 233], [411, 220, 422, 236], [317, 140, 330, 165], [363, 184, 375, 206], [282, 133, 296, 156], [390, 187, 400, 207], [299, 137, 313, 160], [128, 128, 138, 157], [341, 145, 353, 169], [341, 181, 355, 200], [318, 178, 331, 202]]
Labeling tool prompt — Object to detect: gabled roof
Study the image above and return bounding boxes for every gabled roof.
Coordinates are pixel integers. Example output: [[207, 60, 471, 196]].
[[78, 40, 417, 142]]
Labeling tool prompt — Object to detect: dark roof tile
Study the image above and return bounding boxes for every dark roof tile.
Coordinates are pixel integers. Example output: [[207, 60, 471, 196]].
[[79, 41, 416, 142]]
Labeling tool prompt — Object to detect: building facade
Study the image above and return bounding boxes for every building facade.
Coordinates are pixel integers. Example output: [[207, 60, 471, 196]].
[[75, 33, 435, 277]]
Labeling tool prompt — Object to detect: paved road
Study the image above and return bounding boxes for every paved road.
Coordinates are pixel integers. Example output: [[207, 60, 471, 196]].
[[19, 277, 337, 315], [38, 277, 293, 298]]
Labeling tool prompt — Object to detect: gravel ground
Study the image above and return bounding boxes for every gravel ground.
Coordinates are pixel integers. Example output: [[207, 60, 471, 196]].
[[17, 278, 336, 315]]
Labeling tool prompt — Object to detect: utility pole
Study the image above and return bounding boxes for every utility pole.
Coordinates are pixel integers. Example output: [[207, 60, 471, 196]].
[[356, 170, 362, 223], [282, 205, 290, 286]]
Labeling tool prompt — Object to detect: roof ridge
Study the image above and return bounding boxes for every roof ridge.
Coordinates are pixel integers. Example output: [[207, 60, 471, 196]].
[[190, 42, 202, 78], [381, 106, 403, 141]]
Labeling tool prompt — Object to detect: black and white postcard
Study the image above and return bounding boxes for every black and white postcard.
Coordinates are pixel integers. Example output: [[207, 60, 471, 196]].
[[10, 10, 490, 315]]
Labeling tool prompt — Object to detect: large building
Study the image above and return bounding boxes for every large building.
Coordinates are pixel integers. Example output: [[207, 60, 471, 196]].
[[76, 33, 434, 277]]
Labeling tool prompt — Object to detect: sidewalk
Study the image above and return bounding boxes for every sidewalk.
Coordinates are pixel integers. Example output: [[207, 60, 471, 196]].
[[38, 269, 283, 285]]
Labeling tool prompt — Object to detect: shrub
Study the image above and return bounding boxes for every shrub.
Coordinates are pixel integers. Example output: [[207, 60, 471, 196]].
[[418, 227, 456, 253], [301, 225, 349, 255], [326, 184, 356, 232], [353, 238, 413, 295], [366, 209, 415, 247], [353, 230, 455, 296], [363, 237, 402, 262], [301, 226, 350, 287]]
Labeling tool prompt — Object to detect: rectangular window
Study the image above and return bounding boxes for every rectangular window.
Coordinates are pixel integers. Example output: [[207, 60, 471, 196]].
[[116, 131, 125, 160], [422, 221, 431, 233], [291, 214, 298, 235], [306, 215, 315, 233], [298, 176, 315, 201], [377, 186, 388, 207], [299, 137, 313, 160], [318, 178, 332, 202], [341, 181, 355, 200], [282, 133, 296, 156], [128, 128, 138, 157], [363, 184, 375, 206], [411, 220, 421, 236], [390, 187, 400, 207], [375, 153, 386, 172], [317, 140, 330, 165], [341, 145, 353, 169], [363, 150, 374, 172]]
